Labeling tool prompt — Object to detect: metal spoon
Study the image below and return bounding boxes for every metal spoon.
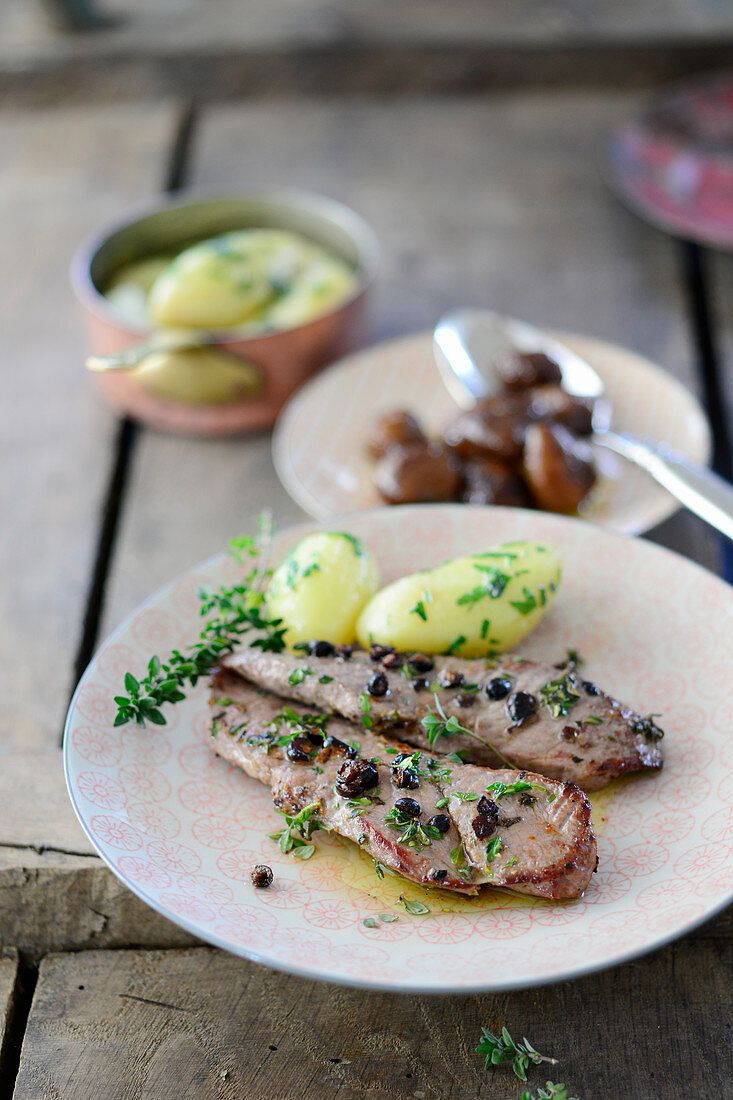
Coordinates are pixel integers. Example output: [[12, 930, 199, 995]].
[[434, 308, 733, 542]]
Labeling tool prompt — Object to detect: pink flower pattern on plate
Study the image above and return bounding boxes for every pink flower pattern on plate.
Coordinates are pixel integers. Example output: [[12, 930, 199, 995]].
[[63, 506, 733, 992], [119, 763, 171, 804], [191, 815, 245, 850], [146, 839, 201, 875], [117, 856, 172, 890], [178, 780, 232, 816], [71, 725, 122, 767], [90, 815, 142, 852], [76, 771, 126, 810]]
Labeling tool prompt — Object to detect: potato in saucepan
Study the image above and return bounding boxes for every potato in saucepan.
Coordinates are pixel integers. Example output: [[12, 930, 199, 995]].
[[355, 542, 561, 656], [266, 532, 379, 647]]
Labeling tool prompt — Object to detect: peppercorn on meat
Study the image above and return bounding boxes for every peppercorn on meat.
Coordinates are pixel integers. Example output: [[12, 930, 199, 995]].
[[221, 644, 663, 791], [209, 672, 597, 899]]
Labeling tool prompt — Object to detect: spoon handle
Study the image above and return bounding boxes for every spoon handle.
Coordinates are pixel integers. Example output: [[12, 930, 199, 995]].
[[598, 431, 733, 542]]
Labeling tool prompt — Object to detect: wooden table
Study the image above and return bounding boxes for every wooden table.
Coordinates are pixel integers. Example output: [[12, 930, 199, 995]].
[[1, 7, 732, 1096]]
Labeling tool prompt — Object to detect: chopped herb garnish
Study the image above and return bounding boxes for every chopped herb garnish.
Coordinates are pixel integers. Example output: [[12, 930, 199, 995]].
[[505, 856, 518, 868], [373, 860, 385, 880], [481, 619, 490, 640], [485, 837, 503, 863], [288, 666, 313, 685], [521, 1083, 577, 1100], [584, 715, 603, 725], [435, 797, 449, 809], [400, 898, 430, 915], [318, 674, 333, 684], [486, 780, 555, 803], [345, 797, 372, 818], [293, 844, 315, 860], [632, 714, 665, 742], [359, 692, 374, 729], [445, 634, 468, 655], [362, 917, 378, 928], [385, 805, 441, 849], [268, 802, 321, 854], [333, 532, 368, 557], [213, 696, 232, 707], [378, 912, 398, 923], [409, 590, 433, 622], [509, 586, 538, 616], [454, 790, 479, 802], [539, 672, 581, 718], [421, 695, 517, 767]]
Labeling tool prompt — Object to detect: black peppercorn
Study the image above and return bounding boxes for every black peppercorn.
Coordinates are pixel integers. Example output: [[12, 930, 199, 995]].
[[334, 645, 353, 660], [506, 691, 538, 722], [286, 737, 313, 762], [562, 726, 578, 741], [582, 680, 600, 696], [370, 644, 394, 661], [394, 797, 421, 818], [476, 795, 499, 820], [456, 692, 476, 707], [393, 766, 420, 789], [519, 792, 535, 807], [382, 651, 404, 669], [367, 672, 389, 697], [307, 639, 335, 658], [427, 813, 451, 835], [408, 653, 434, 673], [411, 677, 429, 692], [303, 727, 326, 746], [437, 668, 464, 689], [431, 869, 448, 882], [251, 864, 273, 888], [486, 676, 512, 700], [472, 813, 497, 839], [335, 759, 379, 796]]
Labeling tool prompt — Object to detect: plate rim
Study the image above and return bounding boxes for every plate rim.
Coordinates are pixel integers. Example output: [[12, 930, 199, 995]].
[[63, 504, 733, 994], [271, 327, 712, 529]]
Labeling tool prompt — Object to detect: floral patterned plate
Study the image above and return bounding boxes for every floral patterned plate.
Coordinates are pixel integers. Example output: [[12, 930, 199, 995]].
[[272, 330, 711, 532], [64, 505, 733, 993]]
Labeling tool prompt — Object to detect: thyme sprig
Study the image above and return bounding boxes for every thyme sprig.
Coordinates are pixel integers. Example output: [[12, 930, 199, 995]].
[[268, 802, 322, 854], [477, 1026, 558, 1082], [421, 695, 516, 768], [113, 530, 286, 728], [486, 780, 556, 803], [522, 1084, 577, 1100]]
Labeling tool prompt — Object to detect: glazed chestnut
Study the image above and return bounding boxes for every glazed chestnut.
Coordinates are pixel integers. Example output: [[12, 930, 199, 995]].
[[335, 759, 379, 796], [494, 350, 562, 391], [374, 443, 463, 505], [366, 410, 427, 459], [527, 385, 594, 437], [461, 457, 532, 508], [251, 864, 273, 888], [522, 423, 596, 514], [443, 402, 525, 464]]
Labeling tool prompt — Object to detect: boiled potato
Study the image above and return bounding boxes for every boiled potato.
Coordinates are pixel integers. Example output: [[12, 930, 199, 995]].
[[355, 542, 562, 656], [261, 256, 356, 329], [148, 237, 274, 327], [266, 532, 379, 647]]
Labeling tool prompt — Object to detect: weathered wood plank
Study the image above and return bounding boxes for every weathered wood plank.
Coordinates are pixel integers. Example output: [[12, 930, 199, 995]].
[[0, 105, 175, 753], [0, 951, 19, 1084], [3, 1, 733, 105], [13, 940, 733, 1099], [103, 91, 719, 635], [0, 846, 197, 960]]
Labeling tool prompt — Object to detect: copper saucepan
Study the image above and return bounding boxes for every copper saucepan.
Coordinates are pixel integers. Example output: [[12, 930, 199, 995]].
[[70, 191, 379, 436]]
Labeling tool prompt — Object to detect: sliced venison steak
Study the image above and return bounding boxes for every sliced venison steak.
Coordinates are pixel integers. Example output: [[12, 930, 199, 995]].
[[209, 672, 597, 900], [221, 646, 663, 791]]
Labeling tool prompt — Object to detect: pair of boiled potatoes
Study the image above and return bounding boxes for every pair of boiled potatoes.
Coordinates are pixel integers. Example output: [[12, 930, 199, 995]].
[[266, 532, 562, 657]]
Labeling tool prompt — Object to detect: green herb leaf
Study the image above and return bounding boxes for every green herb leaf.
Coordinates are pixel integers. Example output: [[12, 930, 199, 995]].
[[362, 917, 378, 928], [401, 898, 430, 915], [539, 672, 581, 719]]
